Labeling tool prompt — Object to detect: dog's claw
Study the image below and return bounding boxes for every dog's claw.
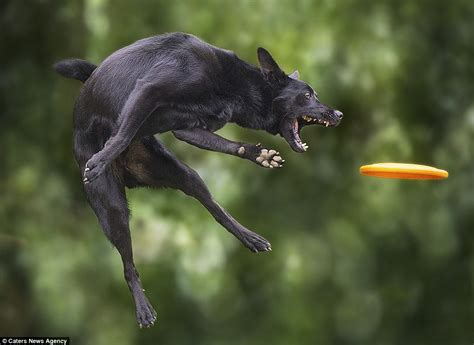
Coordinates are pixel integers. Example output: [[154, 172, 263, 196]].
[[136, 298, 157, 328], [83, 156, 109, 184], [241, 230, 272, 253]]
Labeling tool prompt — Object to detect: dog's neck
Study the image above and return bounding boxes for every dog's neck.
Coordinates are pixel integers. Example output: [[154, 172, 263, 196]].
[[228, 61, 280, 134]]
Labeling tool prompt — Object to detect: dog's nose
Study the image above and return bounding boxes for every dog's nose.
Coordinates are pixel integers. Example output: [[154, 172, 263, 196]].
[[334, 110, 343, 120]]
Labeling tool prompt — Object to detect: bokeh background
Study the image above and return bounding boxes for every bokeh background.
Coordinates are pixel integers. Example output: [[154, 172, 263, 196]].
[[1, 0, 473, 344]]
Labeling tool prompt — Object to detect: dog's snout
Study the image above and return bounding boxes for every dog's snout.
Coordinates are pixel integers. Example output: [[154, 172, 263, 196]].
[[334, 110, 343, 120]]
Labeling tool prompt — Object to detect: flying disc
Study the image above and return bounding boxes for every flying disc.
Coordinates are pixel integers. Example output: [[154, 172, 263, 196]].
[[360, 163, 448, 180]]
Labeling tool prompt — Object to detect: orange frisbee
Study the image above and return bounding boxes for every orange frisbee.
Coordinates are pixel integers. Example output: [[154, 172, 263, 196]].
[[360, 163, 448, 180]]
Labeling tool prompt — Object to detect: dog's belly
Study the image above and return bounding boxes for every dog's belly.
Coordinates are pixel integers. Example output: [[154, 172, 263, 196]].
[[140, 108, 199, 134], [138, 107, 228, 135]]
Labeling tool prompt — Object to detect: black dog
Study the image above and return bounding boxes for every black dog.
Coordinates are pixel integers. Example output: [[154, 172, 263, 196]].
[[54, 32, 342, 328]]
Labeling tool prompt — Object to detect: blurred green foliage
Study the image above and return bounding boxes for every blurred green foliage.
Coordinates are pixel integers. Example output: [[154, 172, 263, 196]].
[[1, 0, 473, 344]]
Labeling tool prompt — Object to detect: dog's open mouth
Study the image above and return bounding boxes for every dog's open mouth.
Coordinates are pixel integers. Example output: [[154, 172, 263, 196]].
[[280, 114, 339, 152]]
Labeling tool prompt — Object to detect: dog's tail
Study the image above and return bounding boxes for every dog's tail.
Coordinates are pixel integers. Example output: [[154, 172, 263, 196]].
[[53, 59, 97, 83]]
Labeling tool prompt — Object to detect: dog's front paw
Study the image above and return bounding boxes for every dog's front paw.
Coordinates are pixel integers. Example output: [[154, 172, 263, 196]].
[[83, 155, 108, 184], [255, 148, 284, 168]]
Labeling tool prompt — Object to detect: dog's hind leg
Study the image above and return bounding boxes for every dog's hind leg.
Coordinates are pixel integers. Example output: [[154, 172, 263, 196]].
[[124, 136, 272, 253], [83, 166, 157, 328]]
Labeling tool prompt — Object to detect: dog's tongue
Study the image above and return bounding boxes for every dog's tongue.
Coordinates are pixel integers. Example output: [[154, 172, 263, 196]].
[[280, 118, 306, 153]]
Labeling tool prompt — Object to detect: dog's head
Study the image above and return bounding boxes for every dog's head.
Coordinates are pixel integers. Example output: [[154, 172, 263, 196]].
[[258, 48, 343, 153]]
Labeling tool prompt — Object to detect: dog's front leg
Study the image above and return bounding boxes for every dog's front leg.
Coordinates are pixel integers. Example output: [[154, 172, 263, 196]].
[[83, 79, 161, 183], [173, 128, 284, 168]]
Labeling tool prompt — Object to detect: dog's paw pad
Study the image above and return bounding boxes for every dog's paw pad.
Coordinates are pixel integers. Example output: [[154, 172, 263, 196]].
[[255, 149, 284, 168]]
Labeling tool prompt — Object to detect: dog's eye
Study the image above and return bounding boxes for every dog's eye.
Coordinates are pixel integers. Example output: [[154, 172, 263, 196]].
[[304, 92, 312, 99]]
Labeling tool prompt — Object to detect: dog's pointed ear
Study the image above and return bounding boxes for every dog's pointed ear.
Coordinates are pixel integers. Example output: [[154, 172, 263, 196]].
[[288, 70, 299, 80], [257, 47, 285, 81]]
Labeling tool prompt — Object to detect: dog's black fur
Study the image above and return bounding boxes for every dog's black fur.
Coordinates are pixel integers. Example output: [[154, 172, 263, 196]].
[[54, 32, 342, 328]]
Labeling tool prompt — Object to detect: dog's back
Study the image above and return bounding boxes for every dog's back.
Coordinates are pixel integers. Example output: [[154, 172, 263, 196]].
[[81, 33, 231, 117]]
